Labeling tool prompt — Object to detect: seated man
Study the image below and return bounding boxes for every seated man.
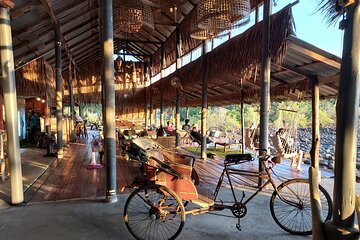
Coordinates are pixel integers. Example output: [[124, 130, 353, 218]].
[[271, 128, 303, 171], [190, 124, 212, 144]]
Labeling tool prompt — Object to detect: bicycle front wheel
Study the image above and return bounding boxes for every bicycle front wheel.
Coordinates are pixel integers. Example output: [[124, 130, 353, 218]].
[[270, 178, 332, 235], [124, 184, 185, 240]]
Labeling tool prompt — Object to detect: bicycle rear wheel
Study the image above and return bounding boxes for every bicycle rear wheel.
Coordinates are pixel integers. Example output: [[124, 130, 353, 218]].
[[270, 178, 332, 235], [124, 184, 185, 240]]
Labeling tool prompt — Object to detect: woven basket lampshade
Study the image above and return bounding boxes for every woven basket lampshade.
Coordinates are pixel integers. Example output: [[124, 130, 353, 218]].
[[197, 0, 250, 31], [113, 0, 154, 33], [142, 0, 187, 7], [190, 7, 219, 40]]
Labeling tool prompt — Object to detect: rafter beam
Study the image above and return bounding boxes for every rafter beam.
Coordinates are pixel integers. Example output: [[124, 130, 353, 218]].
[[39, 0, 77, 69]]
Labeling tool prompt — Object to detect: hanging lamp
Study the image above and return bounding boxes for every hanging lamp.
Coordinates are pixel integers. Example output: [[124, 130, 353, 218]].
[[190, 6, 219, 40], [113, 0, 154, 33], [197, 0, 251, 31]]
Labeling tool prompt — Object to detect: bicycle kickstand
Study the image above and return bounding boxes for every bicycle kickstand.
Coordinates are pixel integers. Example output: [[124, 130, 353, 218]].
[[236, 216, 241, 231]]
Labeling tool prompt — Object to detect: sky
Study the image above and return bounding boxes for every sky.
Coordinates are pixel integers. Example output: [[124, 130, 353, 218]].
[[274, 0, 343, 57]]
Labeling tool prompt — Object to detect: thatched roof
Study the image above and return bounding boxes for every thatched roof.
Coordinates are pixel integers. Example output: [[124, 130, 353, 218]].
[[10, 59, 56, 102], [124, 5, 295, 108]]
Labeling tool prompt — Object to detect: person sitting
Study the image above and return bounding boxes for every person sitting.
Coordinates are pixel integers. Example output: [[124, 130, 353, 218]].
[[190, 124, 212, 144], [182, 119, 191, 131], [272, 128, 303, 171], [164, 121, 176, 136], [156, 125, 165, 137]]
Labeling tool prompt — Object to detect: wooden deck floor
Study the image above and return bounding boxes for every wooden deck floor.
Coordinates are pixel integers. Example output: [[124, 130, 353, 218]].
[[25, 136, 334, 203]]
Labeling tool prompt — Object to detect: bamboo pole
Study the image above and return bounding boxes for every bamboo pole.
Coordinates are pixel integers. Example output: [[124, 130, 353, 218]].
[[0, 7, 24, 205], [258, 0, 271, 187], [102, 0, 117, 203]]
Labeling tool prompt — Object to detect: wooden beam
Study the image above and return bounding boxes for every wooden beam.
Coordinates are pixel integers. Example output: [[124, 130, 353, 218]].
[[39, 0, 77, 68]]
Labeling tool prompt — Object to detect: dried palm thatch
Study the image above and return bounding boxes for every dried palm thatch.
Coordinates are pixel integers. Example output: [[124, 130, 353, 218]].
[[316, 0, 342, 25], [11, 59, 55, 102], [126, 5, 294, 108], [150, 0, 264, 75]]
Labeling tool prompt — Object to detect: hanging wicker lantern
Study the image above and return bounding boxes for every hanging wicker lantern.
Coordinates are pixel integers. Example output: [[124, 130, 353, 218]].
[[141, 0, 187, 8], [113, 0, 154, 33], [190, 5, 219, 40], [190, 7, 219, 40], [197, 0, 250, 31]]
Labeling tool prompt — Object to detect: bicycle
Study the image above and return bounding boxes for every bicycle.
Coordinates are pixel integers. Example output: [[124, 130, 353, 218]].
[[123, 139, 332, 240]]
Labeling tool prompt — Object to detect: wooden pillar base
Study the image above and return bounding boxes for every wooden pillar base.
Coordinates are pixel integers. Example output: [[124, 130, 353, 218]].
[[324, 221, 359, 240]]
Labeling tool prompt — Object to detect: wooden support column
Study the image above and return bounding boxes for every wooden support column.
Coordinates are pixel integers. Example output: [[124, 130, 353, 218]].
[[186, 107, 189, 120], [149, 64, 153, 128], [240, 99, 245, 154], [258, 0, 271, 187], [309, 76, 325, 240], [200, 41, 208, 160], [69, 62, 75, 125], [144, 89, 148, 129], [175, 26, 181, 147], [55, 21, 63, 160], [102, 0, 117, 203], [0, 7, 24, 205], [160, 46, 165, 127], [324, 3, 360, 239]]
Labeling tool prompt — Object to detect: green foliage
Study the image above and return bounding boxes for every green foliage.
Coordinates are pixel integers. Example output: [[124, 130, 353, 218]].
[[181, 99, 336, 131]]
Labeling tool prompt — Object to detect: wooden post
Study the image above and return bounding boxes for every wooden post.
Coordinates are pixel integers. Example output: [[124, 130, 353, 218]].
[[55, 21, 63, 160], [69, 62, 75, 126], [258, 0, 271, 187], [241, 99, 245, 154], [175, 26, 181, 146], [309, 77, 325, 240], [102, 0, 117, 203], [0, 7, 24, 205], [186, 107, 189, 120], [149, 72, 153, 128], [324, 3, 360, 239], [144, 89, 148, 129], [200, 41, 208, 160], [160, 46, 165, 127]]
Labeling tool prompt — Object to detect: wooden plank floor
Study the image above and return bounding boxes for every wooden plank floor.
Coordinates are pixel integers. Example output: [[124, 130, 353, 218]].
[[26, 136, 334, 203]]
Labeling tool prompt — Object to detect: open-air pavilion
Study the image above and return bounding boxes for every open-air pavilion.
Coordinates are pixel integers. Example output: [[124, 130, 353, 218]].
[[0, 0, 358, 239]]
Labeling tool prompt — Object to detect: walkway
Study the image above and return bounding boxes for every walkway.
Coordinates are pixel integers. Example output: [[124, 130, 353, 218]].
[[0, 132, 334, 206]]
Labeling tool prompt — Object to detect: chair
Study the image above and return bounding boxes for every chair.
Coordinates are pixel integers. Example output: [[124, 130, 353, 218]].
[[208, 129, 233, 152], [189, 130, 212, 151], [270, 134, 303, 170]]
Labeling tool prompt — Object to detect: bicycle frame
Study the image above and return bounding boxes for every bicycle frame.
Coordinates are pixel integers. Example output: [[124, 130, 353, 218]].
[[212, 157, 300, 209]]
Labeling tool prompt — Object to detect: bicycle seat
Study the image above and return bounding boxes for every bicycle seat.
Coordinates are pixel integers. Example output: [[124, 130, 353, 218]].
[[224, 154, 253, 166]]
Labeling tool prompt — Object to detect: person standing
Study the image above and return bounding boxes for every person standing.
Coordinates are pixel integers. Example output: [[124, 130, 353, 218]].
[[29, 111, 38, 144]]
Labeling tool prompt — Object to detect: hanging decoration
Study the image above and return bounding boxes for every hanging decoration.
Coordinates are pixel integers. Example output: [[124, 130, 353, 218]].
[[190, 6, 219, 40], [142, 0, 187, 8], [197, 0, 251, 31], [113, 0, 154, 33]]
